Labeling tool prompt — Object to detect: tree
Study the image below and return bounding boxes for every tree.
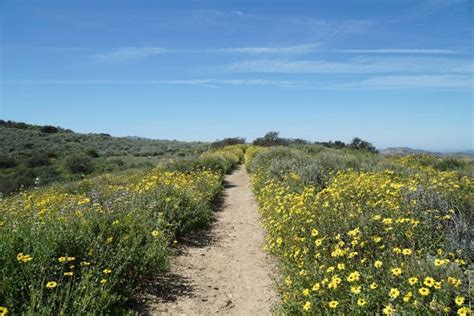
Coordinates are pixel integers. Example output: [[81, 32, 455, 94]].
[[253, 131, 289, 147], [40, 125, 59, 133], [349, 137, 378, 153], [211, 137, 246, 149]]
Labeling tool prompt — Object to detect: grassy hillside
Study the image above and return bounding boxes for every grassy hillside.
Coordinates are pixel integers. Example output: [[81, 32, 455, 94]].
[[0, 120, 208, 196]]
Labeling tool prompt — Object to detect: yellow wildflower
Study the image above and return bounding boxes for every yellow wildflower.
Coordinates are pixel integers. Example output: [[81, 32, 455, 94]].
[[351, 285, 362, 294], [457, 307, 470, 316], [389, 288, 400, 299], [424, 277, 435, 287], [16, 253, 32, 263], [391, 267, 402, 277], [408, 277, 418, 285], [347, 271, 360, 282], [419, 287, 430, 296], [303, 301, 311, 312], [383, 305, 395, 315], [455, 296, 465, 306], [46, 281, 57, 289]]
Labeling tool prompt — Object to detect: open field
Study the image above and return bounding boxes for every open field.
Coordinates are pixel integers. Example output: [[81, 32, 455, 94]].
[[0, 127, 472, 315]]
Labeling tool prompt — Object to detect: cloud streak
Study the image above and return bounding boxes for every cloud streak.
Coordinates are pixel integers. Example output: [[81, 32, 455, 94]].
[[1, 78, 304, 89], [3, 74, 471, 90], [332, 48, 458, 54], [226, 57, 472, 74], [93, 44, 460, 62]]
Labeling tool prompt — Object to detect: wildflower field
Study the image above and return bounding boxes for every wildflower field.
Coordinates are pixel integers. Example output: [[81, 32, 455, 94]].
[[0, 145, 245, 314], [246, 146, 473, 315]]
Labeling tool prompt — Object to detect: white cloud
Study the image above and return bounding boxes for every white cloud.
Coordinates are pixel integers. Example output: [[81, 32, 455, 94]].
[[226, 57, 472, 74], [93, 44, 463, 63], [328, 75, 473, 90], [94, 47, 170, 62], [1, 78, 303, 89], [217, 43, 320, 54], [333, 48, 458, 54], [94, 43, 322, 62], [4, 75, 471, 90]]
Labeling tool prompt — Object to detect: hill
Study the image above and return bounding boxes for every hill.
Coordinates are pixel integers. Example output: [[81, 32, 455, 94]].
[[0, 120, 208, 195], [381, 146, 474, 157]]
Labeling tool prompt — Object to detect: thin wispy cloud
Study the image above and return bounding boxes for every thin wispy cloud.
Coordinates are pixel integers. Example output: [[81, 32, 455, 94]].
[[93, 44, 461, 62], [94, 47, 171, 62], [226, 57, 472, 74], [327, 75, 473, 90], [3, 74, 471, 90], [93, 43, 322, 62], [332, 48, 458, 54], [1, 78, 304, 89]]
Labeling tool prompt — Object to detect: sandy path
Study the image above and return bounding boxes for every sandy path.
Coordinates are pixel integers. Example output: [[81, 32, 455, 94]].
[[143, 166, 278, 315]]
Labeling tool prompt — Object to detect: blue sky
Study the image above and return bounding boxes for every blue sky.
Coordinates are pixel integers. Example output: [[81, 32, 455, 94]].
[[0, 0, 472, 151]]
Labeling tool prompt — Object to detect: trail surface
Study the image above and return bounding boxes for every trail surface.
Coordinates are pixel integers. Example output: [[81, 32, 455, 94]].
[[144, 166, 278, 315]]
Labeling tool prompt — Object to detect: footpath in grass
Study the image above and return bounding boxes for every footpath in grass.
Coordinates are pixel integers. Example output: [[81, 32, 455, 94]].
[[145, 165, 278, 315]]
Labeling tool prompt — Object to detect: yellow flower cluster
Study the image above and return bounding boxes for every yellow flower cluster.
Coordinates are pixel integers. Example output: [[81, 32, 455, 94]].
[[248, 146, 472, 314], [0, 145, 245, 314]]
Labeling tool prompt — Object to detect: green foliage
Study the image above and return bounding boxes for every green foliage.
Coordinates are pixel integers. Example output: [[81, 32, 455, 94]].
[[349, 137, 379, 153], [210, 137, 246, 149], [40, 125, 59, 133], [247, 145, 472, 315], [0, 120, 209, 195], [66, 155, 95, 174], [0, 146, 244, 314], [0, 156, 17, 169]]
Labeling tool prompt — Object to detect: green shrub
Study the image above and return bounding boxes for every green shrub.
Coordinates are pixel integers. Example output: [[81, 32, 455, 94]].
[[66, 155, 95, 174]]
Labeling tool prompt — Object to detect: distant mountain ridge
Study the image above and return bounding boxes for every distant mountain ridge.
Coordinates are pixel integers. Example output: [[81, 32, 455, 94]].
[[381, 147, 474, 157]]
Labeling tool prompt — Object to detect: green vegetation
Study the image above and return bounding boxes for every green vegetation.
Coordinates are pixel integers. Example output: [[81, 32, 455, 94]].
[[0, 145, 245, 314], [0, 120, 208, 196], [246, 145, 472, 315]]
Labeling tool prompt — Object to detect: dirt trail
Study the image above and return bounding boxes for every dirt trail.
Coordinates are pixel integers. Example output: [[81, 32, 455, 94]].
[[143, 166, 278, 315]]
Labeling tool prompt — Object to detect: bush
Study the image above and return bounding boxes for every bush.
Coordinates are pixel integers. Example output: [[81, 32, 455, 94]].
[[253, 131, 289, 147], [26, 153, 51, 168], [211, 137, 245, 149], [40, 125, 59, 133], [247, 145, 472, 315], [86, 149, 100, 158], [0, 146, 243, 314], [66, 155, 95, 174], [0, 156, 17, 169]]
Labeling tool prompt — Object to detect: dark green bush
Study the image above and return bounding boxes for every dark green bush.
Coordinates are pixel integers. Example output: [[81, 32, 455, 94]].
[[0, 156, 16, 169], [66, 155, 95, 174], [40, 125, 59, 133], [26, 153, 51, 168]]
